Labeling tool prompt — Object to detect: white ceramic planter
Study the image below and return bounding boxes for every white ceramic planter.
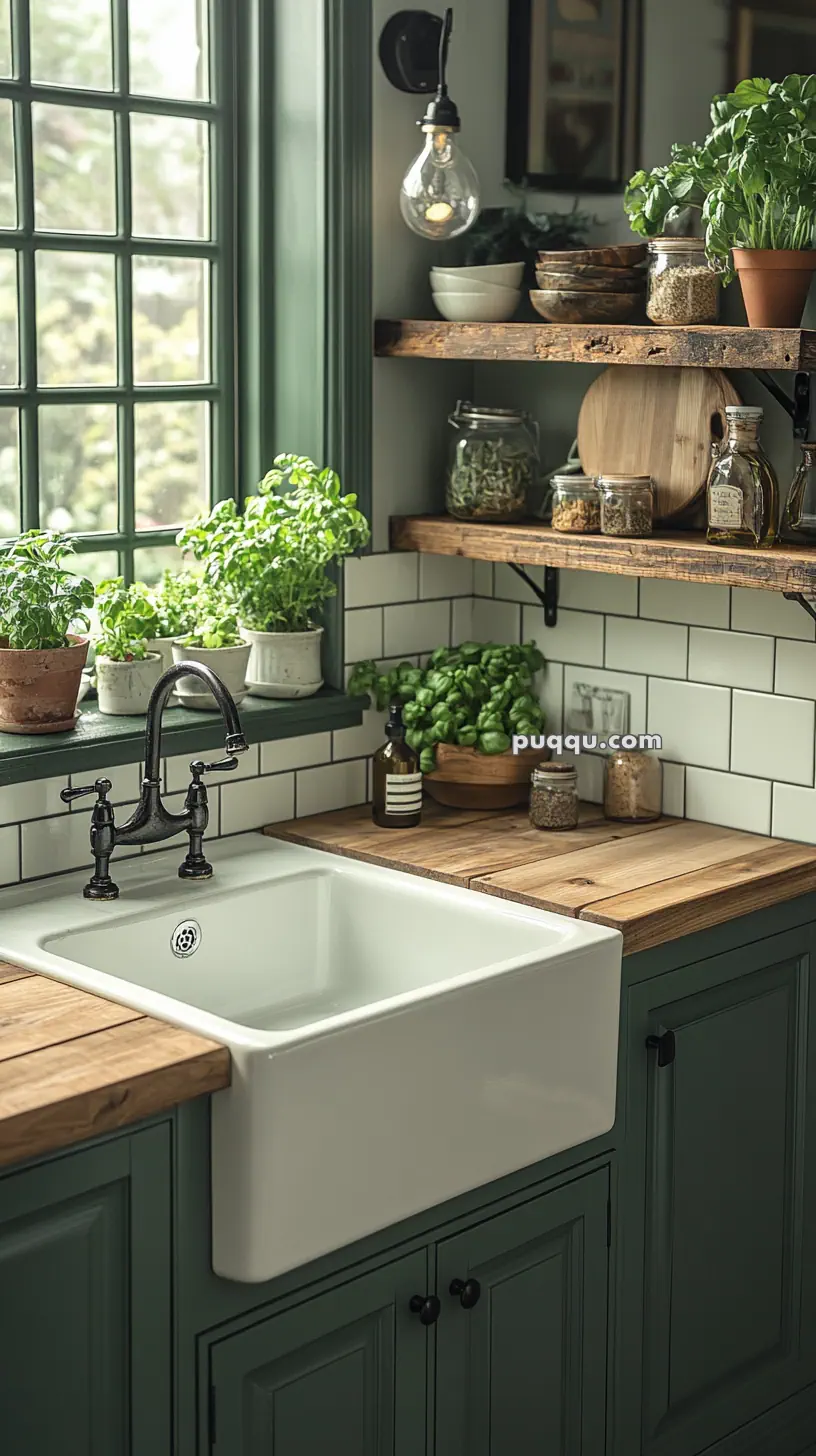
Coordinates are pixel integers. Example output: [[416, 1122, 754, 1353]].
[[171, 640, 251, 710], [95, 653, 163, 716], [148, 636, 175, 675], [242, 626, 323, 699]]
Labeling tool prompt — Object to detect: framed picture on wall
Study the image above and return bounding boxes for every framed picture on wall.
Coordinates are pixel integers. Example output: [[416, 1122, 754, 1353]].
[[505, 0, 642, 192], [731, 0, 816, 84]]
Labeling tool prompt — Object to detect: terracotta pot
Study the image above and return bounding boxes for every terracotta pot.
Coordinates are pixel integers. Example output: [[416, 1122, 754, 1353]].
[[0, 634, 89, 734], [733, 249, 816, 328], [424, 742, 551, 810]]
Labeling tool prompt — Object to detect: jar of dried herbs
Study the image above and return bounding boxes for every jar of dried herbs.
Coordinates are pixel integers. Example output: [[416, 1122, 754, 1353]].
[[598, 475, 654, 537], [603, 751, 662, 822], [551, 474, 600, 533], [446, 402, 539, 522], [530, 762, 579, 831], [647, 237, 720, 325]]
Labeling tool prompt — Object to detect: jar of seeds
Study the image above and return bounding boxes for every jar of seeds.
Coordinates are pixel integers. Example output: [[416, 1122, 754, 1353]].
[[603, 751, 662, 822], [446, 402, 539, 522], [598, 475, 654, 536], [647, 237, 720, 325], [551, 475, 600, 533], [529, 762, 579, 831]]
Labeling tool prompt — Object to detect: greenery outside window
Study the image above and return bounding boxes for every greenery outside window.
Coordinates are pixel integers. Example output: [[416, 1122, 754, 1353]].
[[0, 0, 234, 585]]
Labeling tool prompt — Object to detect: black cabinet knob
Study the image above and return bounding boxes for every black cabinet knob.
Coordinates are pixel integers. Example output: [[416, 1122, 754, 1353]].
[[450, 1277, 481, 1309], [409, 1294, 441, 1326]]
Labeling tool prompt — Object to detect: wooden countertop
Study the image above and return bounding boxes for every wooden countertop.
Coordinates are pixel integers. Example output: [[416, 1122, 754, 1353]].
[[0, 962, 230, 1169], [266, 802, 816, 955]]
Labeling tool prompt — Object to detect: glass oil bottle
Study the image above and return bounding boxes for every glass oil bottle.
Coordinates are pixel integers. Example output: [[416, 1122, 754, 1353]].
[[706, 405, 779, 548], [372, 700, 423, 828]]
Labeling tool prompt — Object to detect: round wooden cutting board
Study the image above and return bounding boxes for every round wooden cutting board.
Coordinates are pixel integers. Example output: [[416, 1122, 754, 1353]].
[[577, 366, 742, 521]]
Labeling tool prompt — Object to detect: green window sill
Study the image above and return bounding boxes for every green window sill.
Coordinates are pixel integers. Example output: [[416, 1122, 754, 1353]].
[[0, 690, 367, 788]]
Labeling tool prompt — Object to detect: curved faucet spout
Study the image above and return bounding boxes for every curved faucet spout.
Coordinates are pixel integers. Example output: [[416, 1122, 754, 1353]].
[[142, 661, 249, 784]]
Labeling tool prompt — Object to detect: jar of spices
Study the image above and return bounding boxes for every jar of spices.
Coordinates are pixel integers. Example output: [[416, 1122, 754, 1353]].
[[647, 237, 720, 325], [598, 475, 654, 537], [551, 475, 600, 534], [529, 762, 579, 831], [603, 751, 663, 823], [446, 402, 539, 522]]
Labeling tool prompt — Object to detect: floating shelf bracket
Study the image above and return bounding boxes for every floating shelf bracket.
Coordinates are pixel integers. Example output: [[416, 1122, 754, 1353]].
[[784, 591, 816, 626], [754, 370, 811, 440], [508, 564, 559, 627]]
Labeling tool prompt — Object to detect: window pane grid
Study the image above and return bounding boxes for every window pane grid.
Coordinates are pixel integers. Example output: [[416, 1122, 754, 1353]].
[[0, 0, 226, 581]]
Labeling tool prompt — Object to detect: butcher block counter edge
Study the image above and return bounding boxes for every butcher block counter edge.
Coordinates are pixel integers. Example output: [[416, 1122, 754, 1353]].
[[264, 802, 816, 956], [0, 963, 230, 1170]]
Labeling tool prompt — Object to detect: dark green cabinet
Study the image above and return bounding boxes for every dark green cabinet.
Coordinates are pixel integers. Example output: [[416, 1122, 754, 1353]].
[[617, 928, 816, 1456], [435, 1171, 609, 1456], [0, 1123, 171, 1456], [208, 1251, 429, 1455]]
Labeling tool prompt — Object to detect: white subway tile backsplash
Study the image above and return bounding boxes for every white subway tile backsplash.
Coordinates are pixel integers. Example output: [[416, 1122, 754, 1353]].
[[472, 596, 521, 644], [451, 596, 474, 645], [605, 616, 688, 680], [383, 599, 451, 657], [333, 707, 388, 762], [22, 811, 103, 879], [662, 762, 685, 818], [344, 607, 383, 664], [774, 638, 816, 700], [0, 824, 18, 883], [688, 628, 774, 692], [166, 743, 260, 794], [220, 773, 295, 835], [473, 561, 494, 597], [419, 553, 473, 599], [731, 691, 814, 785], [685, 766, 772, 835], [525, 605, 603, 667], [640, 578, 729, 628], [541, 662, 564, 734], [69, 762, 142, 805], [260, 732, 332, 775], [732, 587, 815, 641], [296, 759, 367, 818], [559, 569, 638, 617], [562, 663, 647, 736], [493, 563, 544, 604], [0, 776, 66, 826], [647, 678, 731, 769], [772, 782, 816, 842], [345, 552, 418, 608]]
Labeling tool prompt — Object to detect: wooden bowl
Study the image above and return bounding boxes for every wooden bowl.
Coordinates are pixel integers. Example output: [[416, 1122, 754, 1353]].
[[536, 267, 645, 294], [535, 259, 645, 282], [537, 243, 647, 268], [424, 743, 550, 810], [530, 288, 644, 324]]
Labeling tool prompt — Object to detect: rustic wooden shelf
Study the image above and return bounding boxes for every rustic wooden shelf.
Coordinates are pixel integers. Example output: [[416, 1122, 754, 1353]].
[[390, 517, 816, 594], [375, 320, 816, 371]]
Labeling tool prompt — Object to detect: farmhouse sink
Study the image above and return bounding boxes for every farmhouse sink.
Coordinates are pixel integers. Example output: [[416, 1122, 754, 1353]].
[[0, 834, 622, 1282]]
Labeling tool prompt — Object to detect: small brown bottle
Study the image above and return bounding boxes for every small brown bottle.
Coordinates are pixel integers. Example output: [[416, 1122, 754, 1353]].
[[372, 699, 422, 828]]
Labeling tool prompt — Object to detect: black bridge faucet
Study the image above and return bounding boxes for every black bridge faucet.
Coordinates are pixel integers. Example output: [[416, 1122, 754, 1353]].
[[62, 662, 250, 901]]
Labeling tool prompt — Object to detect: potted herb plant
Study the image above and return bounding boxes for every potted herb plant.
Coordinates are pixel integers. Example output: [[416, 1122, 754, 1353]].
[[171, 587, 251, 710], [625, 74, 816, 327], [178, 454, 370, 699], [94, 578, 163, 716], [0, 530, 94, 733], [148, 567, 201, 673]]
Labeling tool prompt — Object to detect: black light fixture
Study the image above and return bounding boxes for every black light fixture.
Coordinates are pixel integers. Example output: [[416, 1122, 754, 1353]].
[[380, 8, 481, 241]]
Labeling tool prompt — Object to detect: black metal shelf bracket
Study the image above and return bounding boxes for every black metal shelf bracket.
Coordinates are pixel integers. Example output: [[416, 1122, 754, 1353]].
[[753, 370, 811, 440], [783, 591, 816, 626], [508, 563, 558, 627]]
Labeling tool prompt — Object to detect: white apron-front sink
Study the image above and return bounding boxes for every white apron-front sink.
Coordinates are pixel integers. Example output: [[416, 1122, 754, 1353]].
[[0, 834, 622, 1282]]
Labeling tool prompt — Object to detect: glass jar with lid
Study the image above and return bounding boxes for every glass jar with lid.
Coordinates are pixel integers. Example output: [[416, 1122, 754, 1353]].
[[603, 751, 663, 823], [647, 237, 720, 324], [598, 475, 654, 537], [706, 405, 779, 548], [550, 474, 600, 534], [529, 762, 579, 831], [782, 442, 816, 542], [446, 401, 539, 522]]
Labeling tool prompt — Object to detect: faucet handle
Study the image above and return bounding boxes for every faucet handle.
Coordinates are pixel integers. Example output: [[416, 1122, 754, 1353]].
[[189, 757, 239, 783], [61, 778, 112, 805]]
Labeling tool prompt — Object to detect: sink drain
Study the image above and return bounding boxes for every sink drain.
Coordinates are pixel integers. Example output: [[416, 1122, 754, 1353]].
[[171, 919, 201, 958]]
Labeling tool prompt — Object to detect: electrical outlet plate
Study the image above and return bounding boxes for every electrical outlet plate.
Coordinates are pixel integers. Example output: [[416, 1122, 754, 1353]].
[[567, 683, 630, 737]]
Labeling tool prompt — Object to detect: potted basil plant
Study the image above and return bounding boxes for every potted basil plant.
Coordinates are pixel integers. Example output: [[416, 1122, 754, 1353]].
[[94, 578, 163, 715], [625, 73, 816, 327], [0, 529, 94, 733], [178, 454, 370, 698], [171, 587, 250, 710]]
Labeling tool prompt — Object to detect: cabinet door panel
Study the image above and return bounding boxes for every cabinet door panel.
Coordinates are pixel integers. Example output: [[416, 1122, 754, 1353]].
[[618, 929, 816, 1456], [435, 1170, 609, 1456], [209, 1251, 427, 1456]]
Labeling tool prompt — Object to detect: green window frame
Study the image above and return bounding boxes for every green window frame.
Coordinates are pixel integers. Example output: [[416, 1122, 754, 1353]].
[[0, 0, 236, 583]]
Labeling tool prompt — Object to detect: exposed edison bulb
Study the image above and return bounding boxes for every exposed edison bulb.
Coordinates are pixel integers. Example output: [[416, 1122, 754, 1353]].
[[400, 125, 481, 241]]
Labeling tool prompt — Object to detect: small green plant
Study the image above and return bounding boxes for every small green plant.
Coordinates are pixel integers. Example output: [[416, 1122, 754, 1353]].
[[95, 578, 161, 662], [176, 585, 244, 650], [150, 568, 201, 640], [178, 454, 370, 634], [349, 641, 545, 775], [624, 74, 816, 278], [0, 530, 94, 650]]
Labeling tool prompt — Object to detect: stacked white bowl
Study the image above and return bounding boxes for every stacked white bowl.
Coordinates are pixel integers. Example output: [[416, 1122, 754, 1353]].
[[431, 262, 523, 322]]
